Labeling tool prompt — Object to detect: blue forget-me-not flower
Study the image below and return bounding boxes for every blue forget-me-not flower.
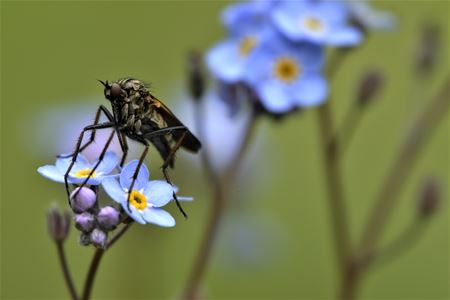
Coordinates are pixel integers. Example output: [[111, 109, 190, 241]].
[[38, 152, 119, 185], [102, 160, 191, 227], [272, 0, 362, 46], [346, 0, 396, 32], [244, 31, 327, 113], [206, 1, 275, 83]]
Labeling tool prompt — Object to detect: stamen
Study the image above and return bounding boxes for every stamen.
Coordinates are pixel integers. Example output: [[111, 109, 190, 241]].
[[238, 36, 258, 57], [273, 56, 301, 83], [74, 168, 98, 178], [129, 190, 147, 210], [303, 16, 324, 32]]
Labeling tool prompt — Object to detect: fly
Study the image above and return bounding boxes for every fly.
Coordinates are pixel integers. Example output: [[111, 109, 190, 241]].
[[62, 78, 201, 218]]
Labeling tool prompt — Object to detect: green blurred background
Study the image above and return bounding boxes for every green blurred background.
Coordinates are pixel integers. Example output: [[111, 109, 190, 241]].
[[1, 1, 448, 299]]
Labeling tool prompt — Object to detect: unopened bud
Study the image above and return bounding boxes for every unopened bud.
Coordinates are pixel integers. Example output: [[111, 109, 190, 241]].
[[97, 206, 120, 230], [417, 177, 440, 218], [74, 212, 95, 232], [357, 70, 383, 106], [416, 24, 440, 74], [90, 229, 108, 249], [187, 50, 205, 100], [47, 204, 71, 242], [79, 232, 91, 246], [70, 187, 96, 213]]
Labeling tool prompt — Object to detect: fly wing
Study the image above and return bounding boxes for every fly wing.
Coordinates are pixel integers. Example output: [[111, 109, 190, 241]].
[[150, 96, 202, 152]]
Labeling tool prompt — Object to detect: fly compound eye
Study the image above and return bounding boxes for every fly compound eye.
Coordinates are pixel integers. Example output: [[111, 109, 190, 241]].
[[110, 83, 122, 99]]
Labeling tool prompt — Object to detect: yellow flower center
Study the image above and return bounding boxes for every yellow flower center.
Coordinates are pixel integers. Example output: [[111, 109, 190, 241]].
[[273, 57, 301, 83], [303, 16, 324, 32], [74, 168, 98, 178], [129, 190, 147, 210], [238, 36, 258, 57]]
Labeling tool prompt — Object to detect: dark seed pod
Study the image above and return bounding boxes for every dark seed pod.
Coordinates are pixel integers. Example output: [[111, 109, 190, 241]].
[[187, 50, 205, 101], [47, 204, 71, 242], [357, 70, 383, 106], [417, 177, 441, 218]]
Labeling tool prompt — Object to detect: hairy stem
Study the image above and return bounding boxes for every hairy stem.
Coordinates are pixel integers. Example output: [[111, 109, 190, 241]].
[[81, 222, 133, 300], [56, 242, 78, 300]]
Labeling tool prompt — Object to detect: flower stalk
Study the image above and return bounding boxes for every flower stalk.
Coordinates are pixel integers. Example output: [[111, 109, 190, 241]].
[[183, 105, 258, 300], [81, 221, 133, 300], [358, 75, 449, 261], [56, 242, 78, 300]]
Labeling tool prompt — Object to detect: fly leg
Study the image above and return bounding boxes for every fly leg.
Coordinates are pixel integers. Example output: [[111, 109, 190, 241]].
[[161, 131, 188, 219], [117, 132, 129, 168], [59, 105, 114, 158], [142, 126, 189, 217], [125, 126, 187, 212], [126, 144, 149, 212], [65, 123, 115, 203]]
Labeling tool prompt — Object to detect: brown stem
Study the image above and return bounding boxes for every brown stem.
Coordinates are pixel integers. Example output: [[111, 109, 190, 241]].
[[56, 242, 79, 300], [335, 104, 361, 157], [81, 222, 133, 300], [317, 48, 355, 299], [368, 219, 427, 270], [317, 101, 351, 280], [194, 101, 218, 183], [358, 75, 450, 261], [182, 108, 258, 300], [182, 180, 226, 300]]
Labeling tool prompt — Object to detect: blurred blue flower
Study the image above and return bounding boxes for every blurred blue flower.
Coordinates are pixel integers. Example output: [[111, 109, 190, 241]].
[[102, 160, 191, 227], [272, 0, 362, 46], [346, 0, 396, 31], [38, 152, 119, 185], [244, 31, 327, 113], [222, 0, 277, 35], [207, 1, 275, 83], [206, 34, 264, 84]]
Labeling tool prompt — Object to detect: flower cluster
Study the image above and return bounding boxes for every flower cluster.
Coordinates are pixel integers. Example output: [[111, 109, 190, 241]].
[[206, 0, 377, 114], [39, 153, 189, 247]]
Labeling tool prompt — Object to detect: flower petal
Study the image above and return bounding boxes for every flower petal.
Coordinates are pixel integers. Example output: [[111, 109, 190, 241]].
[[56, 154, 90, 174], [142, 208, 175, 227], [102, 177, 126, 204], [292, 75, 328, 107], [120, 160, 149, 191], [67, 175, 102, 186], [95, 151, 119, 175], [178, 196, 193, 202], [257, 80, 295, 113], [144, 180, 176, 207], [326, 27, 363, 46], [206, 40, 247, 83], [38, 165, 64, 183], [122, 205, 146, 224]]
